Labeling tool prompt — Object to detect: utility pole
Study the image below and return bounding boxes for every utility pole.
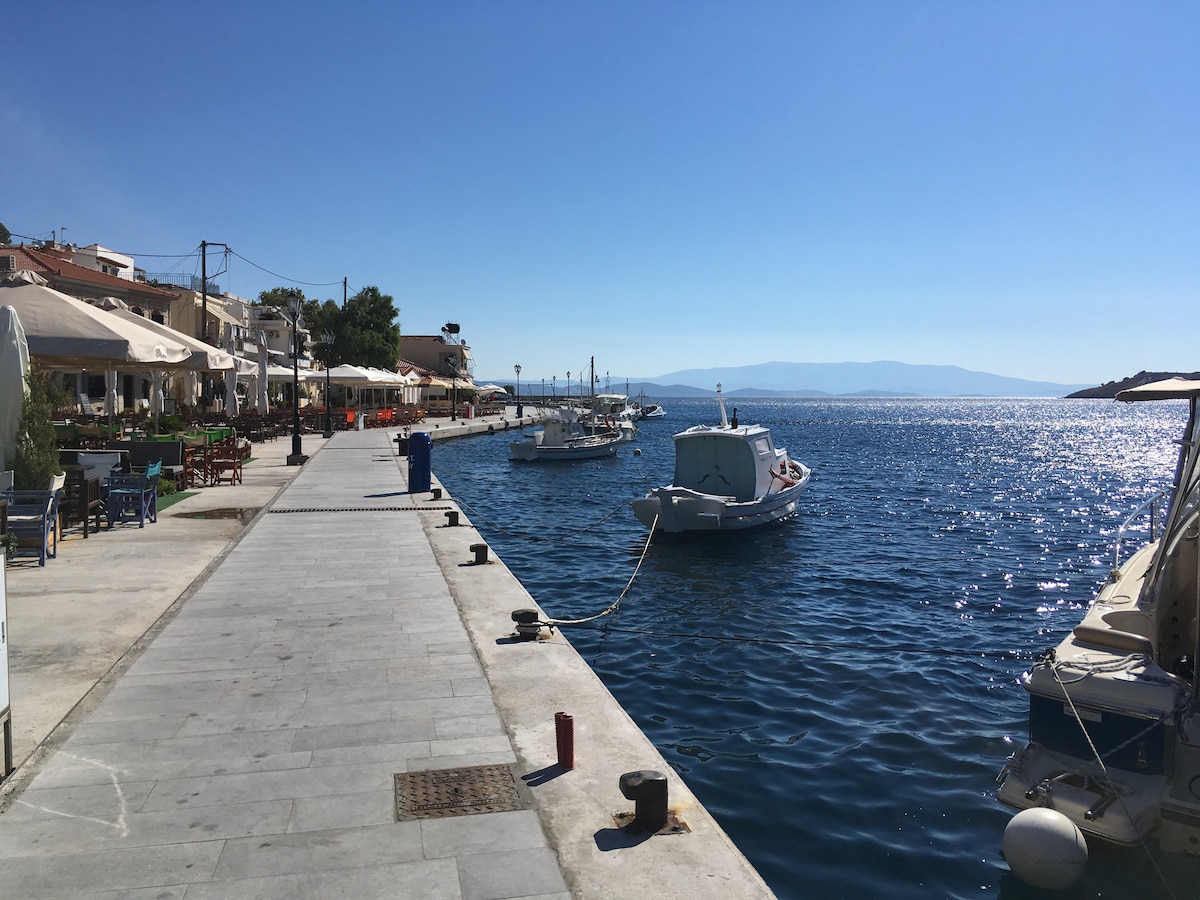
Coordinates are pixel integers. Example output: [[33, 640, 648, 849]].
[[199, 242, 229, 343]]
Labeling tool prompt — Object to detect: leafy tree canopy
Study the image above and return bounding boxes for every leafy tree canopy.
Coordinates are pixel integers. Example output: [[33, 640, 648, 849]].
[[255, 285, 400, 370], [0, 221, 10, 245]]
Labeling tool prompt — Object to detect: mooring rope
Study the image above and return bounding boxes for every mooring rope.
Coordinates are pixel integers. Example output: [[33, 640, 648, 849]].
[[535, 514, 660, 627]]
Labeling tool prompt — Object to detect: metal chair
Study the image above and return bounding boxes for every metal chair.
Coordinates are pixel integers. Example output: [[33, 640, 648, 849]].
[[106, 461, 161, 528]]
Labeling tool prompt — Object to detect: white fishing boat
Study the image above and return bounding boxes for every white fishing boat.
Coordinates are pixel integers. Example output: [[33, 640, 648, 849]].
[[997, 378, 1200, 873], [584, 392, 638, 442], [509, 406, 621, 462], [631, 384, 811, 532], [634, 390, 666, 419]]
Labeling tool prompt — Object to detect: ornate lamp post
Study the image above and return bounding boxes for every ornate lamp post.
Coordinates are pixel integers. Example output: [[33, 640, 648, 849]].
[[322, 330, 335, 438], [285, 291, 307, 465], [552, 375, 556, 399], [566, 371, 570, 401], [514, 364, 522, 418]]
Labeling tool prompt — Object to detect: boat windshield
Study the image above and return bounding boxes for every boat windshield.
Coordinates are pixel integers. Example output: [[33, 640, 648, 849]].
[[1148, 396, 1200, 594]]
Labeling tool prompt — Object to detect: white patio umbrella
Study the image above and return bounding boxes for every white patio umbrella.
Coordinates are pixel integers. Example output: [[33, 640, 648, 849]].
[[107, 309, 236, 371], [0, 282, 190, 368], [256, 330, 269, 413], [0, 305, 31, 472]]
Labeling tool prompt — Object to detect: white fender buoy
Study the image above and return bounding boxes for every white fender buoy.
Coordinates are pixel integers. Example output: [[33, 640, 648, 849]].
[[633, 448, 641, 456], [1003, 808, 1088, 889]]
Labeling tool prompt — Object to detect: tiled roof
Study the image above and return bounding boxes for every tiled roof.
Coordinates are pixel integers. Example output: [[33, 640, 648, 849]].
[[17, 244, 175, 300]]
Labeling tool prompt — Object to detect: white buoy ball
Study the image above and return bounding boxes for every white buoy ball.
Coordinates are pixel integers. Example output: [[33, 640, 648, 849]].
[[1003, 808, 1088, 890], [633, 448, 641, 456]]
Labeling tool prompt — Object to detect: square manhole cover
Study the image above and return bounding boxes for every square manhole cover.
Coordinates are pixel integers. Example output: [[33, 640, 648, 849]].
[[395, 764, 527, 820]]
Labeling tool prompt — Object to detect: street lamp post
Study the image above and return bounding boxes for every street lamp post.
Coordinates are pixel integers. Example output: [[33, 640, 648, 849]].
[[514, 364, 522, 418], [322, 330, 334, 438], [566, 371, 570, 401], [285, 291, 307, 465], [552, 375, 556, 399]]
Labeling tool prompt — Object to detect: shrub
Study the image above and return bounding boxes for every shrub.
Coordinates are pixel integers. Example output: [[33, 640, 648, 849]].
[[12, 361, 67, 490]]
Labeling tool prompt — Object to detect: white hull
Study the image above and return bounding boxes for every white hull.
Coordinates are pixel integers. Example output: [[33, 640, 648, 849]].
[[509, 436, 619, 461], [632, 477, 808, 533]]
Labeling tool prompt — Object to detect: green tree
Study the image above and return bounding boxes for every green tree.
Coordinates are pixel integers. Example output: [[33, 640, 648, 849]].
[[339, 286, 401, 370], [13, 362, 67, 489], [0, 221, 11, 245]]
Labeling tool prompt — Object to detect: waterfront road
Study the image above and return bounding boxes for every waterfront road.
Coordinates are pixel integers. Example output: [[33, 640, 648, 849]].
[[0, 414, 773, 899]]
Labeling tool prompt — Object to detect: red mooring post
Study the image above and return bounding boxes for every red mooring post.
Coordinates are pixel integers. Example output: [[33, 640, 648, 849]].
[[555, 711, 575, 770]]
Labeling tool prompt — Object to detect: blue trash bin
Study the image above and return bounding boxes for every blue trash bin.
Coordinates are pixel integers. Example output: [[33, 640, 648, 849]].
[[408, 431, 432, 493]]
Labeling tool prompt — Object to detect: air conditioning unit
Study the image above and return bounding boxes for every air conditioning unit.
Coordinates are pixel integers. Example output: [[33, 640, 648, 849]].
[[0, 255, 16, 271]]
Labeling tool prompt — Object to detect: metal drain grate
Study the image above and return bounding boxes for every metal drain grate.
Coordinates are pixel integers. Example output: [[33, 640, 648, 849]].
[[269, 506, 453, 514], [394, 764, 526, 820]]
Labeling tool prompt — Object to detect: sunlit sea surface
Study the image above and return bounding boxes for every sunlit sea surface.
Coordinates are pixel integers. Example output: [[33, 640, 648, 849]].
[[430, 397, 1200, 899]]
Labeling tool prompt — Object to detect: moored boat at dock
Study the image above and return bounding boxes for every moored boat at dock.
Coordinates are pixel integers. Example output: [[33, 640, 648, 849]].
[[631, 384, 810, 532]]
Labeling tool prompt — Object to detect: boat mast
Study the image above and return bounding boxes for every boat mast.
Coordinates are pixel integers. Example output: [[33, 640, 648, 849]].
[[716, 382, 729, 428]]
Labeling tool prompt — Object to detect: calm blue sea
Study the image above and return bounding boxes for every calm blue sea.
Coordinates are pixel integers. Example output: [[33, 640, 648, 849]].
[[431, 398, 1200, 899]]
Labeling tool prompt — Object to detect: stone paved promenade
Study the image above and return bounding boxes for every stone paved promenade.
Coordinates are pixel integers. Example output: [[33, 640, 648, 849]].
[[0, 418, 774, 899]]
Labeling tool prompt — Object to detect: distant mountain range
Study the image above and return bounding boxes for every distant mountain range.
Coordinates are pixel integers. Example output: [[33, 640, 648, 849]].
[[623, 361, 1092, 398]]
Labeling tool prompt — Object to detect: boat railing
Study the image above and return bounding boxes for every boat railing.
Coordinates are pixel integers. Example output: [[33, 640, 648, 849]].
[[1112, 490, 1167, 572]]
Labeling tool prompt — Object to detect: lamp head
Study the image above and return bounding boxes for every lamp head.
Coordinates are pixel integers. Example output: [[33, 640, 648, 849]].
[[285, 290, 301, 319]]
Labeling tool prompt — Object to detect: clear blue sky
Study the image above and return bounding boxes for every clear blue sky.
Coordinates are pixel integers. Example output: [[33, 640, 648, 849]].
[[4, 2, 1196, 387]]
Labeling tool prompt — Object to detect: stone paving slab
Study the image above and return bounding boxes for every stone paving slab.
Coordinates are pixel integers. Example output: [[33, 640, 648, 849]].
[[0, 420, 774, 898]]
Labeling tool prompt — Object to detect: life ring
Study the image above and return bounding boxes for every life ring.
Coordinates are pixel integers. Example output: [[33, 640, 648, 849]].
[[606, 414, 616, 430]]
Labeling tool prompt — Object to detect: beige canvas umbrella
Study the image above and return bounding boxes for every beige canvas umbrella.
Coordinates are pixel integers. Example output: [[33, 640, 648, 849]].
[[0, 282, 189, 368], [107, 309, 236, 371]]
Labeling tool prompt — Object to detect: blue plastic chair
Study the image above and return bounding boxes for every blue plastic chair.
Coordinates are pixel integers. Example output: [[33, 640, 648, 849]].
[[106, 460, 161, 528]]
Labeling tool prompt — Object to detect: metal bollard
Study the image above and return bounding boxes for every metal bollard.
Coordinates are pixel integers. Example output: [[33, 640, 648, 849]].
[[619, 770, 668, 834], [469, 543, 489, 565], [431, 487, 442, 500], [555, 712, 575, 770], [511, 608, 541, 639], [444, 510, 459, 527]]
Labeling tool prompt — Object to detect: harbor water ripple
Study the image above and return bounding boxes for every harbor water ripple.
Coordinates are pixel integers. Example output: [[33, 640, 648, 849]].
[[432, 398, 1200, 899]]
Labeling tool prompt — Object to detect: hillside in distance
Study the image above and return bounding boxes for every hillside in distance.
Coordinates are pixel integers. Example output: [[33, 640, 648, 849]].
[[627, 361, 1091, 398]]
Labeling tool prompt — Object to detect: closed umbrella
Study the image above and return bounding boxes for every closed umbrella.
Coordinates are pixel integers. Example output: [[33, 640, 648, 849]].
[[105, 366, 119, 432], [0, 305, 31, 472], [256, 330, 269, 414], [149, 370, 165, 429], [225, 371, 240, 417], [183, 370, 198, 409]]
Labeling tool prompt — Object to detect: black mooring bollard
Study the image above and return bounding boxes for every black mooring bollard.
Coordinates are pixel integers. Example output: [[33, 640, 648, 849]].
[[469, 543, 489, 565], [619, 770, 668, 834], [511, 608, 541, 639], [444, 510, 459, 527], [431, 487, 442, 500]]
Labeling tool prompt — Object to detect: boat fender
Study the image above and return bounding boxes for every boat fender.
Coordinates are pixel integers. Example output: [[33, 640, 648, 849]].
[[1003, 808, 1088, 889]]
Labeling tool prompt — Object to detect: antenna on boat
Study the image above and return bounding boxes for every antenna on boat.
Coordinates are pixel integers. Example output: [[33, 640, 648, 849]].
[[716, 383, 729, 428]]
